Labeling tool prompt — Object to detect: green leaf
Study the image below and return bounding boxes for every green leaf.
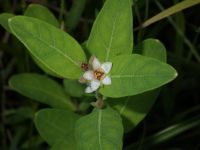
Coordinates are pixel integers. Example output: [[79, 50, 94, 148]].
[[86, 0, 133, 61], [109, 90, 160, 132], [134, 38, 167, 62], [34, 108, 79, 149], [24, 4, 62, 77], [63, 79, 85, 97], [100, 54, 177, 98], [9, 73, 75, 110], [24, 4, 61, 77], [24, 4, 59, 27], [66, 0, 87, 31], [9, 16, 86, 79], [51, 137, 76, 150], [0, 13, 14, 32], [75, 107, 123, 150], [109, 39, 167, 132], [31, 54, 61, 77]]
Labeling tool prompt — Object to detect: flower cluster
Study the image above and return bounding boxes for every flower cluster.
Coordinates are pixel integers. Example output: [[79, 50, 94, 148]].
[[80, 56, 112, 93]]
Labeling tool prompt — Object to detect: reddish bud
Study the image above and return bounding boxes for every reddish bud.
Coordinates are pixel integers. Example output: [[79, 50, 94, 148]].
[[81, 63, 89, 71]]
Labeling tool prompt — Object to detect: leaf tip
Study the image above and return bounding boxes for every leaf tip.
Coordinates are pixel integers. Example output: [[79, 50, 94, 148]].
[[8, 17, 13, 24], [8, 76, 15, 89], [8, 17, 15, 31], [174, 71, 178, 79]]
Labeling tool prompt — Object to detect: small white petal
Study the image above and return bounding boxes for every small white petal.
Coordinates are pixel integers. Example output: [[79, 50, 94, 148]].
[[101, 62, 112, 74], [91, 56, 101, 70], [91, 80, 100, 91], [102, 76, 111, 85], [89, 55, 95, 64], [85, 86, 94, 93], [83, 71, 93, 80]]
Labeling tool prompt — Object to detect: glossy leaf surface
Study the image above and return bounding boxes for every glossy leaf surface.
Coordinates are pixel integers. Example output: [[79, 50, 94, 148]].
[[100, 54, 177, 97], [109, 39, 167, 132], [9, 16, 86, 79], [87, 0, 133, 61], [24, 4, 62, 76]]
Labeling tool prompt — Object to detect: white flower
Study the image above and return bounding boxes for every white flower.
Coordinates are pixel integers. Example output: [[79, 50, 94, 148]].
[[80, 56, 112, 93]]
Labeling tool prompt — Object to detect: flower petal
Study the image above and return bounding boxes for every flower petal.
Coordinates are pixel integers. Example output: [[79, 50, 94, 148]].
[[85, 86, 94, 93], [79, 77, 87, 83], [83, 71, 93, 80], [101, 62, 112, 74], [102, 76, 111, 85], [91, 80, 100, 91], [90, 56, 101, 70]]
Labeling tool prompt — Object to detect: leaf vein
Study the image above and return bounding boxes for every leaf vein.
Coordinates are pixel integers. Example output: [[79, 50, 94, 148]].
[[105, 16, 117, 61], [111, 74, 172, 78], [20, 25, 79, 67]]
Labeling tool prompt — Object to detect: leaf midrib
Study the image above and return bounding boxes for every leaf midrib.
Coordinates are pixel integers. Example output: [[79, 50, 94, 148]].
[[12, 20, 80, 67], [10, 20, 81, 78], [98, 109, 102, 150], [29, 23, 79, 67], [105, 16, 117, 61], [111, 74, 174, 78]]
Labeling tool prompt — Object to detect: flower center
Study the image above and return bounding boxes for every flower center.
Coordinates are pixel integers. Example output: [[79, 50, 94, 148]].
[[93, 69, 104, 80]]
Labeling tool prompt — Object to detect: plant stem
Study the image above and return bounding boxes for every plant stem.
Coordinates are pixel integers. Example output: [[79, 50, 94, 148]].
[[59, 0, 65, 23], [66, 0, 87, 31], [134, 0, 200, 31], [142, 0, 200, 28], [134, 0, 143, 43], [144, 0, 149, 20], [156, 1, 200, 63]]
